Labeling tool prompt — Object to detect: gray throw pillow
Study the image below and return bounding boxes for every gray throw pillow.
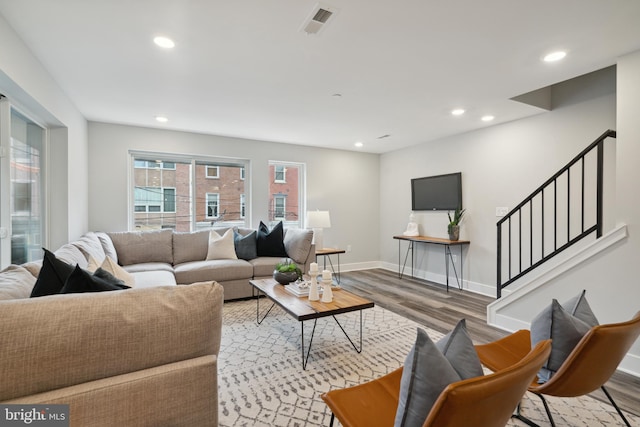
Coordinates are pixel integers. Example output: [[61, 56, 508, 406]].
[[394, 320, 483, 427], [530, 290, 599, 382], [435, 319, 484, 380], [234, 230, 257, 260]]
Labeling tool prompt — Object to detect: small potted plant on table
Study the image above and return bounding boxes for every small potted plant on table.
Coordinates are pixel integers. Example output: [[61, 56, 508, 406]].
[[447, 207, 465, 241], [274, 258, 303, 285]]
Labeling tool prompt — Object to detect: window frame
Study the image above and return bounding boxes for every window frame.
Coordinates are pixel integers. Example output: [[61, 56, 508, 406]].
[[206, 165, 220, 179], [129, 151, 250, 231], [273, 195, 286, 220], [274, 165, 286, 183], [206, 193, 220, 219]]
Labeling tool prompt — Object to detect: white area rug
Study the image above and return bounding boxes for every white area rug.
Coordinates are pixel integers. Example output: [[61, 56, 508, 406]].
[[219, 299, 638, 427]]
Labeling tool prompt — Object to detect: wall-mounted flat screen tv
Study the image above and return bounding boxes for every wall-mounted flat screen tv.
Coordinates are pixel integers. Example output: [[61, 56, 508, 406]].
[[411, 172, 462, 211]]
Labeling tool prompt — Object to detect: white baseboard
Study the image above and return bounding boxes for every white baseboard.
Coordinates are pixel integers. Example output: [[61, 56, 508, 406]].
[[619, 352, 640, 377]]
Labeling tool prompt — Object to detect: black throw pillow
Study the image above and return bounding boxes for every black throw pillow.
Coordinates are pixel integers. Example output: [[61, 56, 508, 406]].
[[30, 248, 75, 297], [93, 267, 129, 289], [60, 265, 130, 294], [256, 221, 287, 257]]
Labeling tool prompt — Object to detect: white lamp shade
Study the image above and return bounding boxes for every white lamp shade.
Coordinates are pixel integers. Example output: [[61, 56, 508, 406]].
[[306, 210, 331, 228]]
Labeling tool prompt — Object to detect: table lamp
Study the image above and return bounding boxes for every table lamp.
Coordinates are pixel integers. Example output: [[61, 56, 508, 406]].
[[307, 210, 331, 250]]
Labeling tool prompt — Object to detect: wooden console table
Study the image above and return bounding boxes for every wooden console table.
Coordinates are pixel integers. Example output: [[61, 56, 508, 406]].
[[393, 235, 470, 292]]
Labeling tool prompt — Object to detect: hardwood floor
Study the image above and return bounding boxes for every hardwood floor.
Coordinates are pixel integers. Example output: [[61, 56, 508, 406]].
[[339, 268, 640, 418]]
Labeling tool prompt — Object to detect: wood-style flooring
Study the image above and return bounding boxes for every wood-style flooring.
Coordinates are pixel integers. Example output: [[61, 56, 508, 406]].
[[338, 268, 640, 418]]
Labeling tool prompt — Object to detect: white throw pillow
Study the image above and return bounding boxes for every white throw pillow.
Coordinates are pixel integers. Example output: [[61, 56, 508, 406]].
[[86, 255, 101, 272], [206, 228, 238, 260], [100, 256, 136, 287]]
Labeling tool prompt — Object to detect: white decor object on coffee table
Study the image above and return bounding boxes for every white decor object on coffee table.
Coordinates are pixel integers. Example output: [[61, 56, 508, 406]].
[[321, 269, 333, 303]]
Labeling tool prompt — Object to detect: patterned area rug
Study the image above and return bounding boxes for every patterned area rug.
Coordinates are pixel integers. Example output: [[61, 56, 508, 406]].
[[219, 299, 638, 427]]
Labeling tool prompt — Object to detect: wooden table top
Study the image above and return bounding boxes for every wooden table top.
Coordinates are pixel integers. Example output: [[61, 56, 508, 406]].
[[316, 247, 346, 255], [393, 235, 470, 245], [249, 278, 374, 321]]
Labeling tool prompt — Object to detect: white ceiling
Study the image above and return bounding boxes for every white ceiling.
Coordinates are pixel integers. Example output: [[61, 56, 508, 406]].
[[1, 0, 639, 153]]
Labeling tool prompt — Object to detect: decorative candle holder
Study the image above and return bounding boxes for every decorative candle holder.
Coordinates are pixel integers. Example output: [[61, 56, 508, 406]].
[[308, 269, 320, 301], [321, 270, 333, 302]]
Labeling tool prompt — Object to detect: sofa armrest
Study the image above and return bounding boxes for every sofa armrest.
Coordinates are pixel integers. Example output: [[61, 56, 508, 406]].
[[0, 281, 223, 401]]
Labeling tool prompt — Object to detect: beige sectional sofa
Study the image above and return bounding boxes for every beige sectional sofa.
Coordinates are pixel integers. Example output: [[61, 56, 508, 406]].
[[1, 281, 223, 426], [0, 225, 314, 425], [28, 226, 314, 301], [104, 226, 315, 300]]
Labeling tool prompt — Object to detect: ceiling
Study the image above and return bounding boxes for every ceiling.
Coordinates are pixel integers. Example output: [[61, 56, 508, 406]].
[[1, 1, 639, 154]]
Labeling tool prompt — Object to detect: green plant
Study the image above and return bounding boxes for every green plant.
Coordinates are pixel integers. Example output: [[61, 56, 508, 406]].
[[447, 207, 466, 234], [275, 258, 303, 279]]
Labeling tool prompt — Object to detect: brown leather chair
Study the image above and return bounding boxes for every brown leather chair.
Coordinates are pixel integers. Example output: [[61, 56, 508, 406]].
[[475, 311, 640, 427], [321, 339, 551, 427]]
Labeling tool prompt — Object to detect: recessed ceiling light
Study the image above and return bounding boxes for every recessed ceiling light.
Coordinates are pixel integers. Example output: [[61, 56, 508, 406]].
[[354, 141, 364, 148], [543, 51, 566, 62], [153, 36, 175, 49], [155, 116, 169, 123], [451, 109, 465, 116], [481, 115, 495, 122]]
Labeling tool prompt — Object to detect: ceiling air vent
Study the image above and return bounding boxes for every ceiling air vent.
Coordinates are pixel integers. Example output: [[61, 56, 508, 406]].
[[301, 3, 337, 35]]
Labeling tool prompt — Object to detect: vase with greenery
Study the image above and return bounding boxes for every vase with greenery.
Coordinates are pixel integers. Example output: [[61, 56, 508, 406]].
[[273, 258, 303, 285], [447, 207, 465, 241]]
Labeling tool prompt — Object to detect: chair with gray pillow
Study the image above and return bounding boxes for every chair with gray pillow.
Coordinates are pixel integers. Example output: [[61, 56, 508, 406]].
[[321, 339, 551, 427], [475, 311, 640, 427]]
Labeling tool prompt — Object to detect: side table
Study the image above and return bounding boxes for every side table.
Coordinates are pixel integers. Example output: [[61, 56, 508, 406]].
[[315, 248, 345, 284]]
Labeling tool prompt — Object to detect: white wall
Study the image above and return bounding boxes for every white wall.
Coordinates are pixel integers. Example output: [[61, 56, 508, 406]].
[[380, 59, 640, 374], [489, 51, 640, 374], [380, 71, 616, 294], [87, 122, 380, 266], [0, 14, 88, 249]]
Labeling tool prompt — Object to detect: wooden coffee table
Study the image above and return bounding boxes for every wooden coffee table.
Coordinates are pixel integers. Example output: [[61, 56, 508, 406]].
[[249, 278, 375, 369]]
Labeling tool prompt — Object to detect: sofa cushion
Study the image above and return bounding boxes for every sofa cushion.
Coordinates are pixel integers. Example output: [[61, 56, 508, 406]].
[[108, 229, 173, 266], [95, 231, 118, 264], [0, 281, 223, 402], [234, 230, 257, 260], [31, 249, 75, 297], [0, 265, 36, 300], [173, 230, 209, 264], [284, 228, 313, 265], [54, 244, 89, 269], [206, 229, 238, 260], [174, 259, 253, 284], [22, 260, 42, 278], [123, 262, 174, 274], [72, 232, 107, 264], [130, 270, 177, 288], [257, 221, 287, 257], [60, 265, 130, 294], [248, 257, 283, 277]]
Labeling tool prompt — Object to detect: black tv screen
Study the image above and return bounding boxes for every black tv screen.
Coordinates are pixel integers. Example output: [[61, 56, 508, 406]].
[[411, 172, 462, 211]]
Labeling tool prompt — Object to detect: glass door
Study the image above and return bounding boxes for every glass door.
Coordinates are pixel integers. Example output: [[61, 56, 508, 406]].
[[0, 99, 46, 268]]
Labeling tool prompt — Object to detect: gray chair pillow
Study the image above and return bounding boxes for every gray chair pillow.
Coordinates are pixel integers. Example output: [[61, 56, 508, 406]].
[[394, 320, 483, 427], [530, 290, 599, 382], [435, 318, 484, 380]]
